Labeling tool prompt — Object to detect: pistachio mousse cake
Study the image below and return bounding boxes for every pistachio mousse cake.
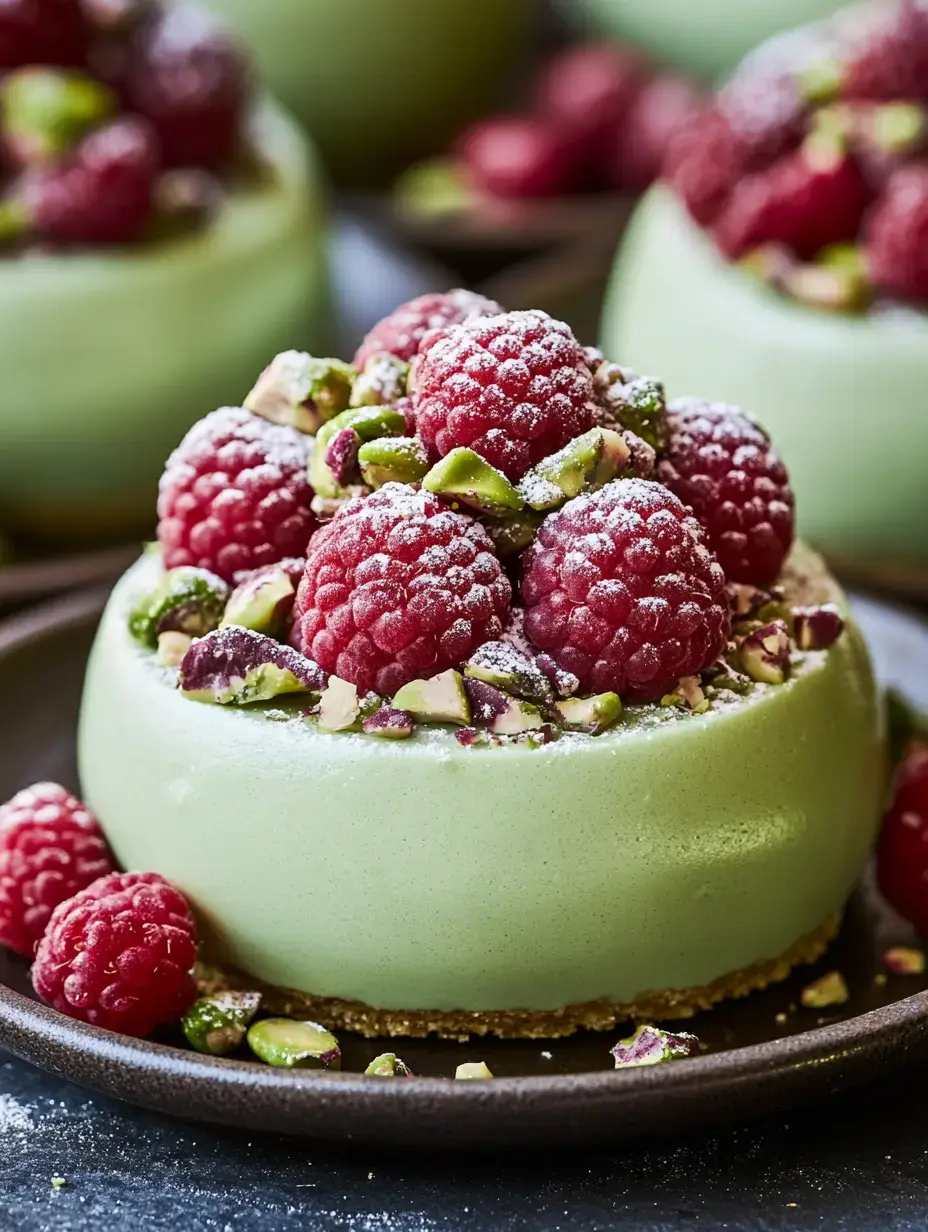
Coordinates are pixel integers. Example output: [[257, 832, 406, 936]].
[[75, 293, 883, 1039], [0, 0, 327, 545], [602, 0, 928, 566]]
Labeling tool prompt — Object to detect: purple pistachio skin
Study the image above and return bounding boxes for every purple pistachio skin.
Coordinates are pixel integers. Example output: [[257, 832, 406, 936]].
[[793, 605, 845, 651], [324, 428, 361, 487], [740, 619, 791, 682], [179, 627, 327, 696], [233, 557, 305, 588], [362, 706, 415, 738], [611, 1024, 700, 1068], [535, 653, 580, 698], [454, 727, 484, 746], [463, 678, 511, 725]]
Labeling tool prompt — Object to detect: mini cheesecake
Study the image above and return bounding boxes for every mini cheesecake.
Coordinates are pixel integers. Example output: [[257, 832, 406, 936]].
[[200, 0, 530, 184]]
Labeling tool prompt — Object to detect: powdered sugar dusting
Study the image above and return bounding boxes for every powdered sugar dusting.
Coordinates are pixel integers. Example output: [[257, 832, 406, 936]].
[[0, 1093, 33, 1135]]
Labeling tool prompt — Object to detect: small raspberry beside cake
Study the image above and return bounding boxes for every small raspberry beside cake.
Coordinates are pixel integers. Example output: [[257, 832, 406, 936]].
[[0, 0, 328, 545], [602, 0, 928, 569], [77, 294, 884, 1038]]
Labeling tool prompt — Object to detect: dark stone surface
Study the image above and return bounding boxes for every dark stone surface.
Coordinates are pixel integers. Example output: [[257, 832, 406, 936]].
[[3, 1050, 928, 1231]]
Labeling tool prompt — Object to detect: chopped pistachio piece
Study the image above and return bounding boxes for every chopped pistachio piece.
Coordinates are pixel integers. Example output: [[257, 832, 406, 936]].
[[488, 697, 544, 736], [870, 102, 927, 155], [800, 971, 849, 1010], [422, 448, 524, 517], [392, 669, 471, 725], [555, 692, 623, 734], [129, 566, 230, 649], [310, 405, 406, 498], [519, 428, 630, 511], [784, 263, 868, 313], [362, 707, 415, 739], [157, 630, 193, 668], [592, 362, 668, 451], [881, 946, 925, 976], [483, 510, 544, 556], [798, 59, 843, 105], [247, 1018, 341, 1069], [244, 351, 354, 434], [465, 641, 552, 703], [350, 353, 410, 408], [611, 1024, 699, 1068], [394, 157, 474, 218], [358, 435, 430, 488], [455, 1061, 493, 1080], [179, 627, 327, 706], [182, 991, 262, 1057], [1, 67, 116, 163], [738, 620, 791, 685], [365, 1052, 414, 1077], [660, 676, 709, 714], [792, 604, 845, 651], [221, 563, 296, 637], [318, 676, 360, 731]]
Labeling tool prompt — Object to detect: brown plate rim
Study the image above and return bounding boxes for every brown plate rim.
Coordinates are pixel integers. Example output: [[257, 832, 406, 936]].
[[1, 586, 928, 1147], [0, 544, 139, 606]]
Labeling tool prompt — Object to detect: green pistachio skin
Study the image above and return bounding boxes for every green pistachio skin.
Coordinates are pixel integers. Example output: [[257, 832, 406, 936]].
[[245, 351, 355, 434], [310, 404, 406, 498], [349, 354, 410, 407], [392, 669, 471, 725], [182, 991, 262, 1056], [128, 567, 230, 649], [246, 1018, 341, 1069], [358, 435, 429, 487], [1, 68, 116, 163], [422, 447, 524, 517], [364, 1052, 413, 1077]]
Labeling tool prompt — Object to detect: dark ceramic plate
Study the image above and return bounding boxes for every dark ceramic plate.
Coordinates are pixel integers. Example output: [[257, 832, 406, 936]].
[[0, 589, 927, 1148], [0, 544, 139, 610]]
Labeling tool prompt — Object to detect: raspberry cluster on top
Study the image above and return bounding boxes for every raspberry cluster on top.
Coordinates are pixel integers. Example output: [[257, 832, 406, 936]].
[[135, 289, 846, 746], [0, 0, 251, 248], [666, 0, 928, 313]]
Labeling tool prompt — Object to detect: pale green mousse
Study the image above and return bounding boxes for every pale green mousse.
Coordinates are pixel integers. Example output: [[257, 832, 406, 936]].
[[78, 552, 883, 1016], [0, 103, 329, 544], [602, 187, 928, 567], [567, 0, 845, 79], [200, 0, 531, 184]]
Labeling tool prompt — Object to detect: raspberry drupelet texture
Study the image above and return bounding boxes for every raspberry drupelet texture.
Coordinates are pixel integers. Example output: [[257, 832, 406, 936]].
[[293, 484, 512, 696], [0, 0, 88, 70], [865, 164, 928, 307], [877, 743, 928, 936], [0, 783, 113, 958], [521, 478, 730, 702], [659, 398, 795, 587], [415, 310, 596, 482], [353, 290, 502, 370], [32, 871, 198, 1036], [843, 0, 928, 103], [157, 406, 315, 583]]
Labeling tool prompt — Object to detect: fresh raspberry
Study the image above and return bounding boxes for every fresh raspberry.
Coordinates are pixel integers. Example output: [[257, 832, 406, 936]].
[[126, 7, 250, 169], [0, 0, 88, 70], [718, 69, 806, 172], [521, 478, 730, 702], [877, 743, 928, 935], [32, 871, 197, 1037], [458, 114, 584, 200], [534, 42, 647, 162], [665, 107, 743, 227], [713, 137, 871, 260], [293, 484, 512, 696], [866, 163, 928, 307], [353, 290, 502, 371], [0, 784, 113, 958], [610, 74, 704, 193], [659, 398, 794, 587], [843, 0, 928, 104], [157, 406, 315, 583], [25, 116, 159, 246], [415, 310, 595, 483]]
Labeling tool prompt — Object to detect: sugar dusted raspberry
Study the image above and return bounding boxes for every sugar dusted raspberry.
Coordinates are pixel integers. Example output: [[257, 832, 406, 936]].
[[0, 783, 113, 958], [32, 872, 197, 1037], [0, 0, 88, 70], [878, 743, 928, 936], [521, 478, 730, 702], [659, 398, 793, 587], [126, 6, 250, 169], [843, 0, 928, 104], [353, 290, 502, 370], [666, 107, 743, 227], [293, 484, 512, 697], [157, 406, 315, 583], [415, 310, 595, 483], [866, 163, 928, 307], [26, 116, 159, 246], [458, 114, 584, 200], [713, 137, 871, 260]]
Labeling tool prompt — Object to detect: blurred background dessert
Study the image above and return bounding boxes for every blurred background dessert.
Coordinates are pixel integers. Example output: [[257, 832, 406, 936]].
[[0, 0, 328, 548], [601, 0, 928, 572]]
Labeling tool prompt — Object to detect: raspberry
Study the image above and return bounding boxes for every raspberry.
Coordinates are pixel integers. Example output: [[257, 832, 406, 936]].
[[866, 163, 928, 308], [713, 138, 871, 260], [610, 74, 704, 193], [659, 398, 794, 587], [521, 478, 730, 702], [26, 116, 159, 246], [0, 783, 113, 958], [32, 871, 197, 1037], [293, 484, 512, 696], [877, 743, 928, 936], [534, 42, 647, 163], [666, 108, 743, 227], [157, 406, 315, 583], [126, 7, 250, 169], [415, 310, 595, 483], [353, 290, 502, 371], [458, 114, 584, 200], [843, 0, 928, 104], [0, 0, 88, 70]]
